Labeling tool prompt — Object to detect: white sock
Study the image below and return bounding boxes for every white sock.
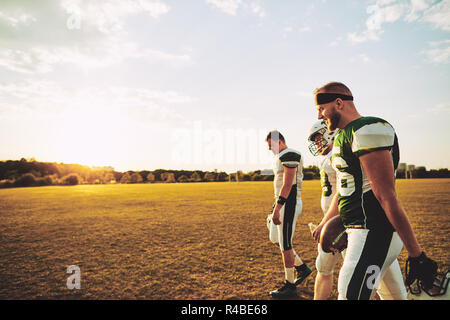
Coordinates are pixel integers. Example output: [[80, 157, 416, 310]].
[[293, 250, 303, 267], [285, 267, 295, 284]]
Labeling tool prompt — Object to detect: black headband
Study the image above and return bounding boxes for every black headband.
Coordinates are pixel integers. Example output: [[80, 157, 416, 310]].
[[315, 93, 353, 105]]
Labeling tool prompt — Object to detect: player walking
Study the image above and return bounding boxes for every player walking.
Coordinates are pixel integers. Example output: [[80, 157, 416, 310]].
[[307, 121, 343, 300], [266, 130, 312, 299], [311, 82, 438, 300]]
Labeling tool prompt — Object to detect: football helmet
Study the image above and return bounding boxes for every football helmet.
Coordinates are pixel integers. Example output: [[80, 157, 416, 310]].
[[308, 120, 337, 156], [266, 214, 279, 244], [407, 269, 450, 300]]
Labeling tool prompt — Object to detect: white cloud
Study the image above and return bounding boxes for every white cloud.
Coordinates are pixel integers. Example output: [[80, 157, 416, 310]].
[[0, 41, 191, 74], [329, 36, 343, 47], [0, 80, 194, 123], [0, 0, 191, 74], [429, 39, 450, 47], [329, 40, 338, 47], [0, 11, 37, 27], [427, 102, 450, 114], [296, 90, 313, 98], [348, 29, 382, 44], [349, 53, 372, 64], [359, 53, 372, 63], [249, 1, 266, 18], [204, 0, 266, 17], [205, 0, 243, 16], [421, 0, 450, 31], [349, 0, 450, 44], [60, 0, 171, 34], [299, 26, 311, 32], [421, 39, 450, 64], [404, 0, 433, 22], [375, 0, 397, 5], [348, 3, 406, 44]]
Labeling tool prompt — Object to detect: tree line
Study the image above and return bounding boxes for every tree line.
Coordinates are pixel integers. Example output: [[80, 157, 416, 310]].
[[0, 158, 318, 188], [396, 167, 450, 179], [2, 158, 447, 189]]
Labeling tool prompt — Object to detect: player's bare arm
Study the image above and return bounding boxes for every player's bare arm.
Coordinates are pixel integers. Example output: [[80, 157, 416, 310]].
[[359, 149, 422, 258], [272, 166, 296, 225], [313, 192, 339, 242]]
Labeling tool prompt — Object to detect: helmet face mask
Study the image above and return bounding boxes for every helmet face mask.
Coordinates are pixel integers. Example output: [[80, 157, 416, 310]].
[[308, 121, 336, 156], [407, 270, 450, 300]]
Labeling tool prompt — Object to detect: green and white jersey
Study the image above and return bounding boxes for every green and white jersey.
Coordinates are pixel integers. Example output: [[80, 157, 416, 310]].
[[331, 117, 399, 231], [273, 148, 303, 200], [319, 152, 336, 214]]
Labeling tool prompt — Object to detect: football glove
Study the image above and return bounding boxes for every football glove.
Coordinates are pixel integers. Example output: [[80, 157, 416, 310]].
[[405, 251, 438, 290]]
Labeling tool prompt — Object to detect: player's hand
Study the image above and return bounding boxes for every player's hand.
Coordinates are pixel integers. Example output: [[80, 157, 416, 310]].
[[405, 251, 438, 290], [312, 222, 324, 243], [272, 209, 281, 225]]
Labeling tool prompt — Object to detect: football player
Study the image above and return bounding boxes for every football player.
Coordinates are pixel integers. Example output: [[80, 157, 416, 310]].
[[307, 120, 343, 300], [266, 130, 312, 298], [311, 82, 438, 300]]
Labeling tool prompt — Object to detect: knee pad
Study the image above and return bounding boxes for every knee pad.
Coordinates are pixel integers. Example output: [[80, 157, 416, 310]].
[[316, 244, 340, 275]]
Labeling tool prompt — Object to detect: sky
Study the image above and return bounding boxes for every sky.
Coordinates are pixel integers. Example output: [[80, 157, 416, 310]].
[[0, 0, 449, 173]]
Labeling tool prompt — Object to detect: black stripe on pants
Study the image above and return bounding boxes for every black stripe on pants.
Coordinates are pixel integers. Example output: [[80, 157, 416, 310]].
[[282, 184, 297, 251], [346, 230, 393, 300]]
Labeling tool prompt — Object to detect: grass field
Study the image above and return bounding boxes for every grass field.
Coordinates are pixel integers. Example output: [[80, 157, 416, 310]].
[[0, 179, 449, 300]]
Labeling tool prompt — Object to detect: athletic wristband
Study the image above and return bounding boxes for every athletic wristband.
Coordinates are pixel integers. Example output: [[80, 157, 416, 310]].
[[277, 196, 287, 205], [408, 251, 426, 262]]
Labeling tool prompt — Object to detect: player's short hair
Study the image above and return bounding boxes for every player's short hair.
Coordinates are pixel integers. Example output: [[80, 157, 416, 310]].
[[314, 82, 352, 96], [266, 130, 285, 143]]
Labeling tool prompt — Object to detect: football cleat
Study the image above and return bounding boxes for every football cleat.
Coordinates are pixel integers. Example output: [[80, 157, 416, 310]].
[[269, 281, 298, 299], [295, 264, 313, 285]]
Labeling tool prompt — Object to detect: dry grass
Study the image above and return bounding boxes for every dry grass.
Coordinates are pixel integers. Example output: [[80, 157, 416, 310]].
[[0, 179, 448, 300]]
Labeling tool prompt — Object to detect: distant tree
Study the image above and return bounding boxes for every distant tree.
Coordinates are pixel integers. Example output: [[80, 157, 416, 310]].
[[190, 171, 202, 182], [304, 165, 320, 180], [14, 173, 37, 187], [130, 172, 143, 183], [0, 180, 14, 188], [146, 172, 155, 183], [113, 171, 123, 183], [396, 169, 404, 179], [29, 169, 41, 178], [303, 172, 315, 180], [177, 175, 189, 183], [204, 172, 216, 182], [61, 173, 82, 186], [414, 167, 427, 179], [429, 168, 450, 178], [167, 173, 176, 183], [120, 172, 131, 184], [249, 171, 264, 181], [36, 176, 53, 186], [104, 172, 116, 184], [160, 172, 175, 183], [216, 172, 229, 181], [139, 170, 150, 182]]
